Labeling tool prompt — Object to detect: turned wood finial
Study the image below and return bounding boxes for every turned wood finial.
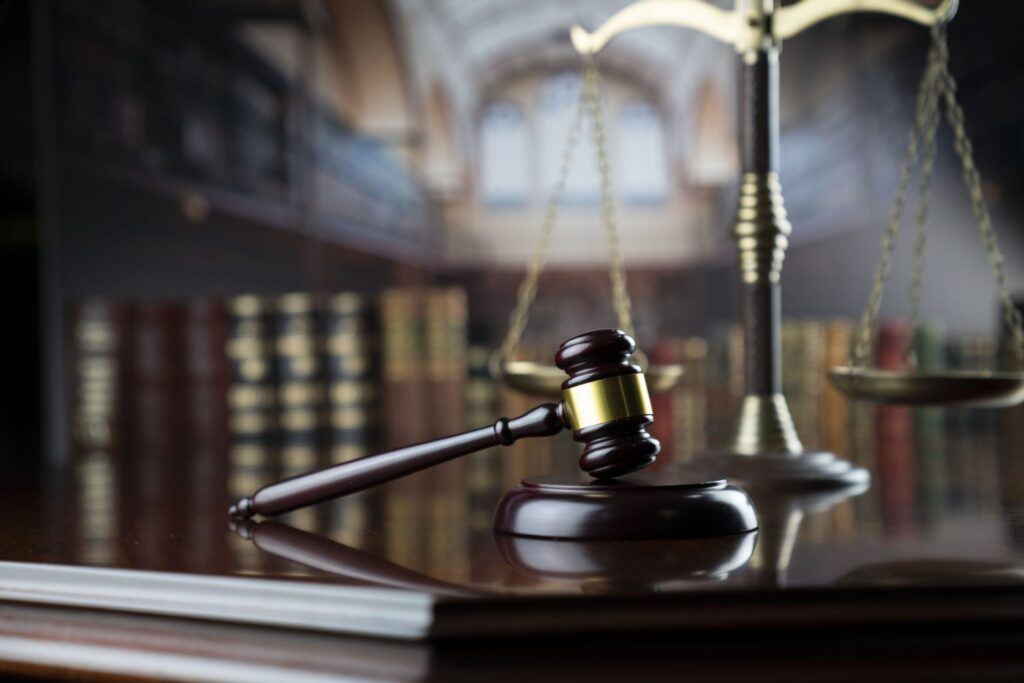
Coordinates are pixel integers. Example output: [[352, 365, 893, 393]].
[[555, 328, 641, 388]]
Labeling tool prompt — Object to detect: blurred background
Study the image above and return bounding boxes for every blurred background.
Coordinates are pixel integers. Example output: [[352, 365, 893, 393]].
[[2, 0, 1024, 556]]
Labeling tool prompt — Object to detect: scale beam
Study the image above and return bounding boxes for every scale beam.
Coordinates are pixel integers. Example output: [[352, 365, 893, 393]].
[[776, 0, 958, 41], [570, 1, 741, 56], [571, 0, 958, 54]]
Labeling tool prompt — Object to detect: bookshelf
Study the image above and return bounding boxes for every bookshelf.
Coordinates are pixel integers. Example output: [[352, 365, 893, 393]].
[[38, 0, 444, 464], [50, 0, 441, 265]]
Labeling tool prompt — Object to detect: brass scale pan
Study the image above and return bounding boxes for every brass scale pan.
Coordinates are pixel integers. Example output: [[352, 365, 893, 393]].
[[827, 24, 1024, 410], [829, 367, 1024, 408]]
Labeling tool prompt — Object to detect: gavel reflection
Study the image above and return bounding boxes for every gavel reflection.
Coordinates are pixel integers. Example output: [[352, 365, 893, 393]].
[[231, 329, 659, 519], [232, 519, 478, 597], [232, 519, 757, 594]]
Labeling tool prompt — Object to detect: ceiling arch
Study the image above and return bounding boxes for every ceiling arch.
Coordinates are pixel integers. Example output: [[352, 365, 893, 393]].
[[396, 0, 723, 97], [386, 0, 739, 179]]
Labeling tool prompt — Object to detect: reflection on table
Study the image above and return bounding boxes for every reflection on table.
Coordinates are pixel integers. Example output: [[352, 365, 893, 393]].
[[37, 398, 1024, 596]]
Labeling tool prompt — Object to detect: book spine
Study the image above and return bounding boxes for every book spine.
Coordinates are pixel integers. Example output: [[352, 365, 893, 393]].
[[324, 292, 380, 546], [123, 301, 185, 571], [874, 319, 915, 536], [226, 295, 278, 572], [182, 298, 230, 571], [424, 288, 468, 437], [274, 292, 328, 533], [379, 287, 427, 568], [727, 323, 744, 400], [913, 322, 947, 525], [821, 320, 853, 459], [955, 336, 999, 509], [379, 288, 427, 448], [226, 295, 279, 495], [464, 345, 501, 552], [646, 338, 675, 468], [705, 324, 741, 448], [70, 300, 126, 566], [781, 320, 825, 450], [1000, 298, 1024, 531], [498, 344, 560, 482], [326, 293, 380, 465], [671, 337, 709, 462], [424, 287, 469, 578]]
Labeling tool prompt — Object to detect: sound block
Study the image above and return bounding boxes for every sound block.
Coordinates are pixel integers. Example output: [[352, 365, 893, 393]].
[[493, 471, 758, 540]]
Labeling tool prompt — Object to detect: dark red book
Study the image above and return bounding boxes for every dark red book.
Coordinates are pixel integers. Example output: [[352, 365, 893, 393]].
[[873, 319, 915, 537], [69, 299, 128, 566], [122, 301, 185, 570], [182, 298, 230, 570]]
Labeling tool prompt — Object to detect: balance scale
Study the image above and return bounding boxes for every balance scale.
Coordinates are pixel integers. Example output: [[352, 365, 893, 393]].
[[491, 0, 1024, 490]]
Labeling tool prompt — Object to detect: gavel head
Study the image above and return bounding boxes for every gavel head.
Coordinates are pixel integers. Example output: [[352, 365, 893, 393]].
[[555, 329, 661, 478]]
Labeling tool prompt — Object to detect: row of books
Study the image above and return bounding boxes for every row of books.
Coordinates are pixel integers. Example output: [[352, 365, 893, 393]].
[[68, 287, 473, 570], [70, 299, 230, 568], [68, 298, 1020, 573]]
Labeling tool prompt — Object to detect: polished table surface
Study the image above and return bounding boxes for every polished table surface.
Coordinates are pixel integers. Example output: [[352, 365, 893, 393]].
[[2, 405, 1024, 680]]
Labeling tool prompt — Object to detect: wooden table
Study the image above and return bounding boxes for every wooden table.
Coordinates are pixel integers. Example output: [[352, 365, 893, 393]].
[[2, 407, 1024, 680]]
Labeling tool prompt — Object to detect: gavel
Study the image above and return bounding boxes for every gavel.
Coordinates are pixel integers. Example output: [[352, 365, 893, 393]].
[[229, 329, 660, 519]]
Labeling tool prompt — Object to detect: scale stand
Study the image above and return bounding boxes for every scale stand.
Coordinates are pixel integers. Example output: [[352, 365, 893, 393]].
[[571, 0, 958, 488]]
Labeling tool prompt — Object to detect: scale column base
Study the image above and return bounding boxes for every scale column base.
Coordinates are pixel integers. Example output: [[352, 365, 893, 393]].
[[682, 394, 869, 490], [680, 450, 869, 491], [729, 394, 805, 455]]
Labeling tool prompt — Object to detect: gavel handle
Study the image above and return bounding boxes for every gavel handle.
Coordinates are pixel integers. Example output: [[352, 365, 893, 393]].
[[229, 403, 564, 518]]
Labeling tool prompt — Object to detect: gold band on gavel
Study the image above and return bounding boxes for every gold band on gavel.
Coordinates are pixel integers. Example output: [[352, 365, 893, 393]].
[[561, 373, 653, 430]]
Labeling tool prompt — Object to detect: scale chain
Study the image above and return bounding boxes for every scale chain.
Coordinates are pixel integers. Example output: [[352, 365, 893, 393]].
[[853, 23, 1024, 371], [904, 37, 944, 366], [497, 67, 589, 362], [932, 28, 1024, 369], [498, 56, 639, 362], [851, 34, 941, 368], [583, 58, 636, 337]]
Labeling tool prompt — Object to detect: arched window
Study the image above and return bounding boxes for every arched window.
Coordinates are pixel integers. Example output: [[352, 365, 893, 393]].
[[479, 101, 528, 206], [538, 72, 600, 204], [617, 100, 668, 204], [690, 82, 737, 186]]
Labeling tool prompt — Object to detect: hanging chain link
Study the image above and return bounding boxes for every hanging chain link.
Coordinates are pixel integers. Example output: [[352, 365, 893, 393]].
[[851, 36, 942, 368], [932, 27, 1024, 369], [583, 58, 636, 337], [852, 23, 1024, 371], [498, 56, 638, 362], [497, 66, 589, 361], [904, 37, 944, 365]]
